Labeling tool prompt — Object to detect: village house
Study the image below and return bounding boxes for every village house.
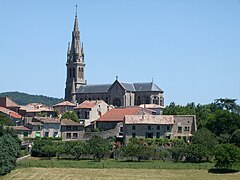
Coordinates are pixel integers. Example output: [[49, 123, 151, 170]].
[[26, 117, 61, 138], [61, 118, 84, 140], [19, 103, 55, 117], [74, 100, 110, 127], [0, 106, 23, 125], [0, 97, 20, 113], [8, 126, 31, 140], [139, 104, 164, 115], [96, 106, 155, 134], [53, 101, 76, 114], [123, 115, 197, 142]]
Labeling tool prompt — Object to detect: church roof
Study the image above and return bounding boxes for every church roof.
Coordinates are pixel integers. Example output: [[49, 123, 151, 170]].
[[77, 84, 111, 94], [76, 82, 163, 94], [133, 82, 163, 92]]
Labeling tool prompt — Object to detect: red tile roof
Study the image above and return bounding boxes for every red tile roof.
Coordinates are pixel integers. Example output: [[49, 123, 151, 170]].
[[75, 100, 104, 109], [0, 106, 22, 119], [124, 115, 174, 125], [33, 117, 60, 124], [97, 107, 149, 122], [53, 101, 76, 107], [61, 119, 82, 126], [8, 126, 31, 131]]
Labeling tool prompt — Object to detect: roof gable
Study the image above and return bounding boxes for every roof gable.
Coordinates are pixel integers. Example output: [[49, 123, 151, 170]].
[[53, 101, 76, 107], [75, 100, 106, 109], [77, 84, 111, 94], [133, 82, 163, 92]]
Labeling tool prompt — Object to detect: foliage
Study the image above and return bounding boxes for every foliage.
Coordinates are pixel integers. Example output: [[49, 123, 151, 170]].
[[0, 112, 14, 126], [88, 136, 112, 161], [0, 91, 63, 106], [230, 129, 240, 147], [185, 128, 217, 162], [0, 126, 20, 175], [214, 98, 240, 114], [31, 139, 55, 157], [64, 141, 88, 159], [170, 139, 187, 162], [61, 111, 79, 122], [214, 144, 240, 169], [41, 145, 57, 159], [206, 110, 240, 136]]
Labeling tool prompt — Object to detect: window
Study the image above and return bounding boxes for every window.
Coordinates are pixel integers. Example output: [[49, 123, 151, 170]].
[[66, 133, 71, 139], [53, 132, 58, 137], [66, 126, 71, 131], [148, 125, 151, 130], [184, 126, 190, 131], [44, 132, 49, 137], [156, 132, 160, 138], [73, 126, 78, 131], [84, 111, 89, 119], [178, 126, 182, 133], [73, 133, 78, 139], [36, 132, 40, 137], [120, 127, 123, 132], [132, 125, 136, 130], [166, 125, 170, 131], [145, 132, 153, 139], [157, 125, 160, 130], [23, 132, 28, 137], [132, 133, 136, 138]]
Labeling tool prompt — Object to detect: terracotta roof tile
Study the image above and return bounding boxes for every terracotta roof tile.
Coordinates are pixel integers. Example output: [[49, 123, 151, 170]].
[[124, 115, 174, 125], [8, 126, 31, 131], [75, 100, 104, 109], [53, 101, 76, 107], [97, 107, 150, 122], [61, 119, 82, 126], [34, 117, 60, 124], [0, 106, 22, 119]]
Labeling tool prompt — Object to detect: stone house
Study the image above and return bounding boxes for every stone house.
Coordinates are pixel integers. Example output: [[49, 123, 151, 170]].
[[0, 106, 23, 125], [53, 101, 76, 114], [74, 100, 110, 127], [19, 103, 55, 117], [8, 126, 31, 140], [61, 118, 84, 141], [26, 117, 61, 138], [123, 115, 197, 142], [96, 107, 155, 134], [139, 104, 164, 115], [0, 97, 20, 113]]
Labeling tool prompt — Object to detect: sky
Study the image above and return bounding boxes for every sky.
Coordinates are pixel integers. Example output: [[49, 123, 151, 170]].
[[0, 0, 240, 105]]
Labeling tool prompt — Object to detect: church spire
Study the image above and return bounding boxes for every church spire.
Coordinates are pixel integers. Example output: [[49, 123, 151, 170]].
[[73, 5, 79, 32]]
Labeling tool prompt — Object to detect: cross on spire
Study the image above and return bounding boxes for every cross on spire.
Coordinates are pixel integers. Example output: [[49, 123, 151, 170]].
[[75, 5, 78, 16]]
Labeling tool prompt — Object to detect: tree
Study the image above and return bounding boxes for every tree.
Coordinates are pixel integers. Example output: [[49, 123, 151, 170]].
[[170, 139, 187, 162], [41, 145, 56, 160], [64, 141, 88, 159], [88, 136, 111, 161], [61, 111, 79, 122], [31, 139, 55, 157], [186, 128, 218, 162], [215, 144, 240, 169], [0, 112, 14, 126], [230, 129, 240, 148], [214, 98, 239, 114], [0, 126, 20, 175]]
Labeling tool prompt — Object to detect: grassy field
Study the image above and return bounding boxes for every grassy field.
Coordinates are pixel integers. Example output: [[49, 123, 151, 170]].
[[17, 157, 215, 170], [2, 168, 240, 180]]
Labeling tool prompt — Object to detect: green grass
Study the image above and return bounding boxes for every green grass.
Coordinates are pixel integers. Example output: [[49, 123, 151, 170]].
[[17, 157, 214, 170], [2, 168, 240, 180]]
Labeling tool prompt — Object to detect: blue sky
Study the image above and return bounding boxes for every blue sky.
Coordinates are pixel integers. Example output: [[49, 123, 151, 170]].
[[0, 0, 239, 105]]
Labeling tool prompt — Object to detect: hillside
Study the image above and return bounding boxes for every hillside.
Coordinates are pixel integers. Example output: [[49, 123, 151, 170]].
[[0, 91, 63, 106]]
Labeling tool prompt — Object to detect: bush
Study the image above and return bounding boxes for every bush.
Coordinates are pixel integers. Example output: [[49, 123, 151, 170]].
[[31, 139, 55, 157]]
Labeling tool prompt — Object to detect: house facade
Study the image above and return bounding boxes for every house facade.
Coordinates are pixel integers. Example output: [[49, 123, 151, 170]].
[[53, 101, 76, 114], [61, 118, 84, 141], [123, 115, 197, 142], [74, 100, 110, 127]]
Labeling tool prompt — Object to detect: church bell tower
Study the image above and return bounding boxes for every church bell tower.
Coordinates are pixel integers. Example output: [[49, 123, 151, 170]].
[[65, 6, 86, 102]]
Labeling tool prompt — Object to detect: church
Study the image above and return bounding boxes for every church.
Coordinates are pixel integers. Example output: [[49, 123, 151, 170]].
[[65, 12, 164, 107]]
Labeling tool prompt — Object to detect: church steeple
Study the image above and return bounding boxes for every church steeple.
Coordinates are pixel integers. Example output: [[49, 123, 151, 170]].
[[65, 6, 86, 102]]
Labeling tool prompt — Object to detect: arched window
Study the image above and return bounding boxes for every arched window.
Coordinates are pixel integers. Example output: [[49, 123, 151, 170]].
[[153, 96, 159, 105], [73, 68, 76, 79]]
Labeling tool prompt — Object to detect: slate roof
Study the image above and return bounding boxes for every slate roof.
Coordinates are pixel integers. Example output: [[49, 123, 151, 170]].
[[76, 81, 163, 94], [77, 84, 111, 94], [124, 115, 174, 125], [133, 82, 163, 92]]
